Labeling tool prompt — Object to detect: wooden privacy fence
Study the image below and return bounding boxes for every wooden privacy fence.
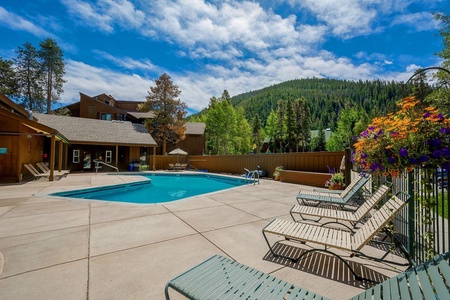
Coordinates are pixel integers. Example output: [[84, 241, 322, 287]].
[[151, 151, 344, 176]]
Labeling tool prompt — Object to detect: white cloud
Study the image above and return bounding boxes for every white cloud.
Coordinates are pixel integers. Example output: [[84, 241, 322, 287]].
[[61, 0, 145, 33], [63, 60, 150, 104], [61, 0, 114, 32], [0, 6, 55, 37], [391, 12, 438, 31], [92, 50, 159, 72], [287, 0, 379, 38]]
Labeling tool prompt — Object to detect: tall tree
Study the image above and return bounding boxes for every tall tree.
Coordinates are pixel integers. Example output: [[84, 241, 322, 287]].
[[311, 127, 326, 152], [14, 42, 44, 111], [139, 73, 187, 154], [38, 38, 65, 113], [277, 100, 285, 153], [264, 110, 278, 153], [0, 58, 19, 97], [252, 114, 263, 154], [285, 98, 296, 152], [233, 107, 252, 154], [294, 98, 310, 152]]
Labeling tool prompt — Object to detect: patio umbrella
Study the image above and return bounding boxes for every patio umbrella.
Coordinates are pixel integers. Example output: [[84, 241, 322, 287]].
[[169, 147, 188, 163]]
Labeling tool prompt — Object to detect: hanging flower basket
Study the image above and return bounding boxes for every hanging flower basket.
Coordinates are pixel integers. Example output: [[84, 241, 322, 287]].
[[353, 96, 450, 177]]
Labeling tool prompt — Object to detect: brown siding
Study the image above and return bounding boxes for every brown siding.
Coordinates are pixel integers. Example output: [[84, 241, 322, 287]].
[[115, 102, 141, 111], [0, 117, 45, 182], [79, 94, 125, 120], [166, 134, 205, 156]]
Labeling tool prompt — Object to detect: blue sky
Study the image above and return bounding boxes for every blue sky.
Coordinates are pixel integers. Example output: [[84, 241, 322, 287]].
[[0, 0, 449, 113]]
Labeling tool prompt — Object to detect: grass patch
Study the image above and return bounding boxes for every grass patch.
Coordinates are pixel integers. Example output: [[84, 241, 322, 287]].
[[419, 192, 449, 219]]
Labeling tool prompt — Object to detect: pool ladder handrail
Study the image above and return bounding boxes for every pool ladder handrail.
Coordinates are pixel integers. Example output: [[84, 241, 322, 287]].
[[94, 159, 119, 174], [244, 168, 260, 185]]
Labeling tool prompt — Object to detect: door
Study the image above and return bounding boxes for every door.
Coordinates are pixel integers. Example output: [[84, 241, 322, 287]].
[[83, 151, 92, 170]]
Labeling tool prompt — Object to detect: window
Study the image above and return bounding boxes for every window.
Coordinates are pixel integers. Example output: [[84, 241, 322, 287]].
[[101, 113, 112, 121], [73, 150, 80, 163], [105, 150, 112, 163]]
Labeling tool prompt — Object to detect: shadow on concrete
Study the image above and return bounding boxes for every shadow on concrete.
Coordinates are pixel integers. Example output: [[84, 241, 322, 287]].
[[263, 242, 391, 289]]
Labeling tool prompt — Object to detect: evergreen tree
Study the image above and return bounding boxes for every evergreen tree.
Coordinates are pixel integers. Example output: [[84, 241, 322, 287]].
[[285, 98, 296, 152], [38, 38, 65, 113], [252, 114, 263, 154], [0, 58, 19, 97], [277, 100, 284, 153], [294, 98, 310, 152], [14, 42, 44, 111], [139, 73, 187, 154], [311, 127, 326, 152]]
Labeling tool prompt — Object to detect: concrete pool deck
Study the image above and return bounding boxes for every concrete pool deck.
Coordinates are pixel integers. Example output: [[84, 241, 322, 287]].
[[0, 172, 408, 299]]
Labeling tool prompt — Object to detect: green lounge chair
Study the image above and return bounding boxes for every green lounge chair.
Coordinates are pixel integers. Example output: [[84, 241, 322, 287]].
[[297, 174, 370, 208], [165, 252, 450, 299], [165, 254, 330, 300]]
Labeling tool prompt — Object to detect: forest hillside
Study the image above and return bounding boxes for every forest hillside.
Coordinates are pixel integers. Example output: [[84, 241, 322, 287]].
[[221, 78, 411, 129]]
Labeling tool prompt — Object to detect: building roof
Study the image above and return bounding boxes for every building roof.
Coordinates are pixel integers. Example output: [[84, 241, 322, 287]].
[[127, 111, 155, 119], [186, 122, 206, 135], [0, 93, 30, 119], [35, 113, 157, 146]]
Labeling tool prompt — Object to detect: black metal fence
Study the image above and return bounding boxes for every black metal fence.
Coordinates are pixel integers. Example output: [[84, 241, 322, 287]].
[[381, 168, 449, 263]]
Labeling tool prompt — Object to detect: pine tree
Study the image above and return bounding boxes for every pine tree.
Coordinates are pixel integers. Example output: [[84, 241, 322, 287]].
[[285, 98, 296, 152], [38, 38, 65, 113], [0, 58, 19, 97], [277, 100, 284, 153], [14, 42, 44, 111], [139, 73, 187, 154], [311, 127, 326, 152], [252, 114, 262, 154]]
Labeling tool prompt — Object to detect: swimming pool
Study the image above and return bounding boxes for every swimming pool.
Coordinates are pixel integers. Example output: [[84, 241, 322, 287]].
[[51, 173, 248, 204]]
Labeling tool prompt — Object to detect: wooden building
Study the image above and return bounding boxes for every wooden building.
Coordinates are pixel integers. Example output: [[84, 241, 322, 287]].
[[35, 113, 158, 172], [59, 92, 206, 155], [0, 94, 69, 182]]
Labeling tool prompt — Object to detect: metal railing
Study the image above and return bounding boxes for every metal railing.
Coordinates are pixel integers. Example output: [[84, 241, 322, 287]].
[[380, 167, 449, 263], [94, 159, 119, 174], [243, 168, 260, 185]]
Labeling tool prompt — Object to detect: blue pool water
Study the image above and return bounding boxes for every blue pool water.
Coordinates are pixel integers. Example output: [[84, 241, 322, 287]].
[[51, 173, 248, 204]]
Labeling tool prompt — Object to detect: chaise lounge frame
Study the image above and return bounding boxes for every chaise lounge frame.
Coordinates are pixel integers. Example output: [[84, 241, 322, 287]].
[[263, 193, 411, 281], [290, 183, 392, 229]]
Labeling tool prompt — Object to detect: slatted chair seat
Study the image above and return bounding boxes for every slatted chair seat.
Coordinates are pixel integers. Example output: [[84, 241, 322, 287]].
[[296, 174, 370, 208], [263, 195, 410, 280], [166, 252, 450, 299], [24, 164, 49, 179], [165, 254, 330, 300], [290, 184, 391, 227], [350, 252, 450, 300], [36, 162, 70, 175]]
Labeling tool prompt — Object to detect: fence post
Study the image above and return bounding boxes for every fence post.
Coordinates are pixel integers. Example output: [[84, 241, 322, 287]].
[[407, 171, 415, 260], [344, 148, 352, 186]]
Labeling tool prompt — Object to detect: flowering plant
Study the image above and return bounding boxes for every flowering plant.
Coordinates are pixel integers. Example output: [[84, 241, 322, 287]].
[[273, 165, 284, 177], [325, 171, 345, 188], [353, 96, 450, 177]]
